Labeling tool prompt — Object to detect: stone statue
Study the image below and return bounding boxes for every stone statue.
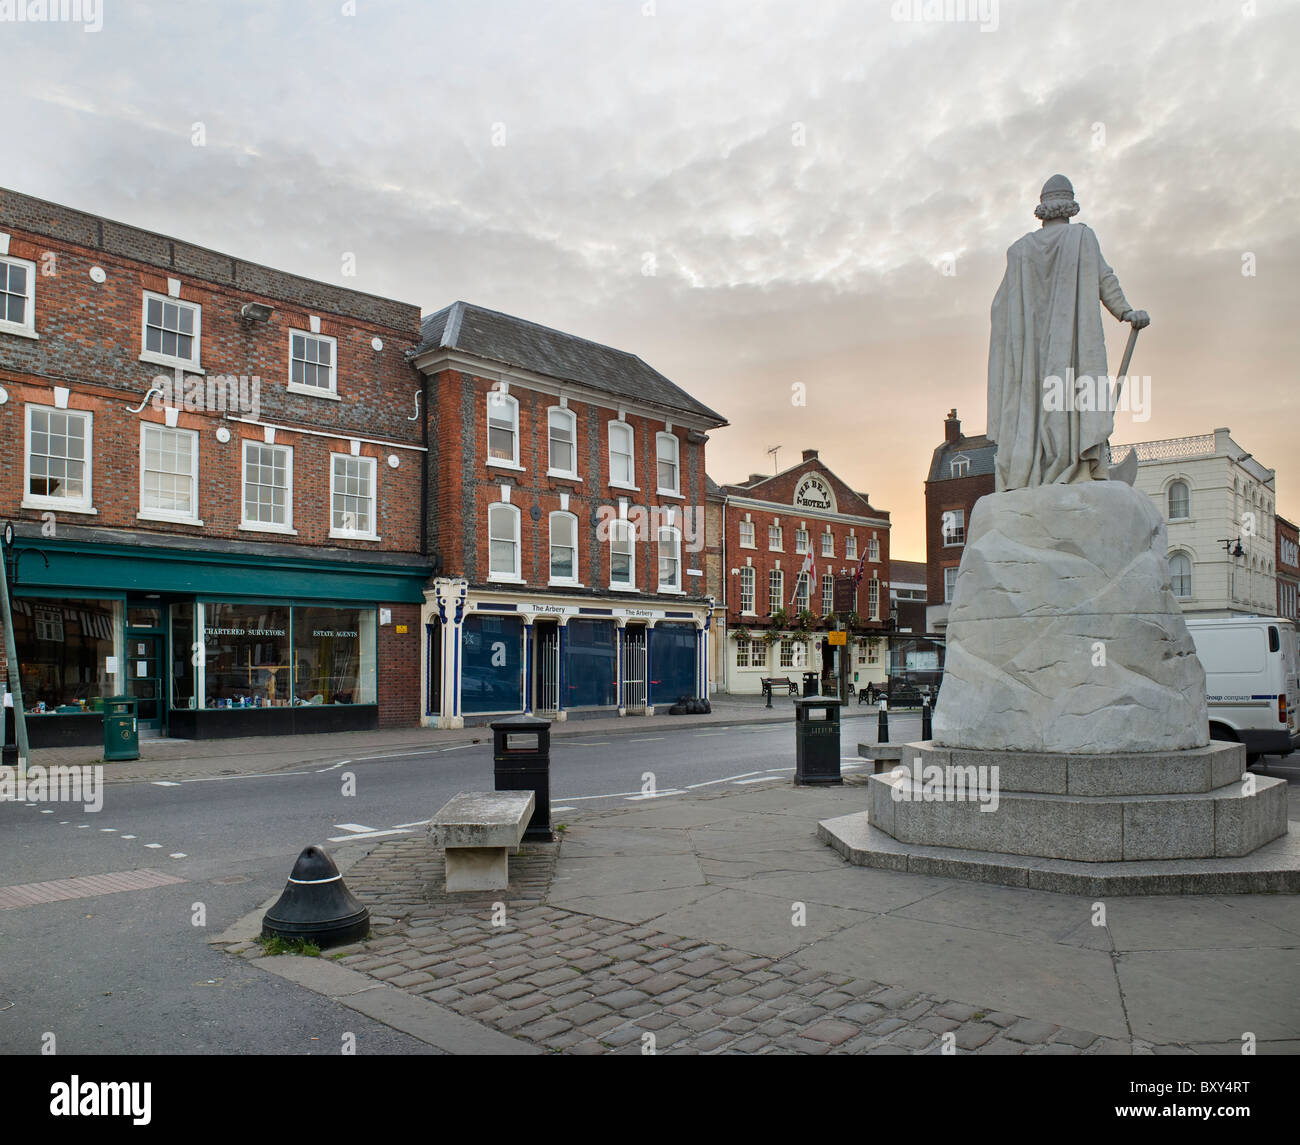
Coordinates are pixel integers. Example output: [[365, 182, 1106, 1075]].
[[986, 175, 1149, 492]]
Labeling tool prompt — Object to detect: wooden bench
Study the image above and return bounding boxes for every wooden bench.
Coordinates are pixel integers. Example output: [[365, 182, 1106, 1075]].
[[760, 676, 799, 696], [427, 791, 535, 892]]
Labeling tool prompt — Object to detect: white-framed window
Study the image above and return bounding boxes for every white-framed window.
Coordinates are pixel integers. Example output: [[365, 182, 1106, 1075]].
[[821, 573, 834, 616], [656, 432, 680, 495], [1168, 481, 1190, 521], [609, 420, 636, 487], [779, 639, 806, 669], [739, 520, 756, 548], [610, 517, 635, 588], [749, 640, 768, 670], [549, 511, 579, 584], [242, 441, 293, 532], [942, 509, 966, 546], [489, 502, 522, 581], [943, 566, 959, 603], [658, 526, 682, 592], [0, 255, 37, 337], [330, 454, 378, 539], [736, 638, 750, 669], [487, 392, 520, 468], [1169, 552, 1192, 598], [867, 537, 879, 562], [867, 640, 879, 664], [768, 568, 783, 613], [141, 290, 201, 368], [821, 532, 834, 558], [795, 528, 810, 554], [846, 535, 858, 560], [950, 455, 969, 478], [25, 405, 92, 513], [140, 424, 199, 523], [548, 407, 578, 478], [768, 524, 783, 551], [289, 330, 338, 396], [867, 578, 880, 619], [739, 566, 755, 613]]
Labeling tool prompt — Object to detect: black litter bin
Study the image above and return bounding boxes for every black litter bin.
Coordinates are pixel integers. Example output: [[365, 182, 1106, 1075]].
[[801, 671, 820, 697], [793, 696, 842, 785], [491, 715, 553, 841]]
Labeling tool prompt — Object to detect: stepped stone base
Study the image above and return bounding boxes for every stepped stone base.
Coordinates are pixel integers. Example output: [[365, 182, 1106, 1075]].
[[818, 740, 1297, 894]]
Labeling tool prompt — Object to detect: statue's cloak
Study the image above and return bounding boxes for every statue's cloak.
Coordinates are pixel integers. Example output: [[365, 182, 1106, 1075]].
[[987, 222, 1130, 491]]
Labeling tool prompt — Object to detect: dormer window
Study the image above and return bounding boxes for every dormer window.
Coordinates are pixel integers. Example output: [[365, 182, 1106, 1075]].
[[950, 454, 969, 479]]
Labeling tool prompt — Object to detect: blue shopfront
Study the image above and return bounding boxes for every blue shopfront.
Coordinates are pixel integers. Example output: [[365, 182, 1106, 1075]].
[[423, 581, 711, 727]]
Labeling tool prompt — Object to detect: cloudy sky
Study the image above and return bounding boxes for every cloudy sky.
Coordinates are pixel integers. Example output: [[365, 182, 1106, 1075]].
[[7, 0, 1298, 557]]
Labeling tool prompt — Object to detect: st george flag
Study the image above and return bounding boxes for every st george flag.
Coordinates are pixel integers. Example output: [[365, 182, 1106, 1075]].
[[791, 549, 815, 608]]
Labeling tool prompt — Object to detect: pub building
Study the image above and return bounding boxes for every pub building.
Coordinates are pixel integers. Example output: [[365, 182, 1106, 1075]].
[[412, 303, 727, 727]]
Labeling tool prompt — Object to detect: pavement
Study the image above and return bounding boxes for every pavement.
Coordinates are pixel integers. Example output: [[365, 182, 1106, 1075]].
[[212, 773, 1300, 1056]]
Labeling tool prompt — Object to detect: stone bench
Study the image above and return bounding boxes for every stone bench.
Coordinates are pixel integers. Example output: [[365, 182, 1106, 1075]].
[[858, 742, 908, 774], [427, 791, 535, 892]]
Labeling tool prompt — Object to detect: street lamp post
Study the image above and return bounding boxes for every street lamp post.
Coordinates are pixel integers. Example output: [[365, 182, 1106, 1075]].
[[0, 522, 33, 774]]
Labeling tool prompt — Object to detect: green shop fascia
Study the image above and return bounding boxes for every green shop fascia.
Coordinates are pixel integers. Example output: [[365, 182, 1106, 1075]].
[[4, 534, 430, 747]]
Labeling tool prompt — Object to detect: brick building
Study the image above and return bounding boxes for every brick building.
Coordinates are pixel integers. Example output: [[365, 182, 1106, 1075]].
[[924, 409, 995, 634], [1278, 515, 1298, 625], [718, 450, 890, 694], [0, 188, 432, 745], [410, 302, 727, 726]]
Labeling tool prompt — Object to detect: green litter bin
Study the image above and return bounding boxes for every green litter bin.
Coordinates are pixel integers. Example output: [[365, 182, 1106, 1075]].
[[103, 696, 139, 761]]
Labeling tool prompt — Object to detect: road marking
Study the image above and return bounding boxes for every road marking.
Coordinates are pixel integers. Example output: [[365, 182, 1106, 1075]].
[[40, 809, 52, 814], [152, 781, 181, 787], [144, 843, 162, 849], [326, 828, 412, 842], [100, 828, 117, 832], [733, 776, 783, 785], [628, 737, 664, 742], [693, 732, 726, 737], [169, 853, 187, 859], [76, 824, 89, 829], [0, 868, 185, 910], [314, 759, 351, 773], [121, 834, 136, 839], [685, 771, 764, 789], [625, 789, 686, 801], [551, 806, 576, 813], [562, 740, 611, 746], [333, 823, 378, 834], [390, 819, 431, 829]]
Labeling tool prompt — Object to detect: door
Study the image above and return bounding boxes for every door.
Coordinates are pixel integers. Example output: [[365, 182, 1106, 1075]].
[[126, 634, 164, 731], [623, 626, 647, 711], [535, 622, 559, 714]]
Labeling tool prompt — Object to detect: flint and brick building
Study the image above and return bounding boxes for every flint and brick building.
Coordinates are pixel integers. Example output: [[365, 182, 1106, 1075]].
[[717, 450, 890, 694], [1278, 515, 1298, 625]]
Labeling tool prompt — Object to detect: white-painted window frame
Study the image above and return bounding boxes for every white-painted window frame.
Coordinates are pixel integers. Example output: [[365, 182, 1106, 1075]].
[[139, 422, 201, 525]]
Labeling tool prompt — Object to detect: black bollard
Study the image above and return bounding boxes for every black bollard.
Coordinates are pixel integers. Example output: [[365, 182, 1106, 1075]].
[[262, 845, 370, 948], [922, 699, 932, 740], [877, 699, 889, 744], [764, 680, 773, 709]]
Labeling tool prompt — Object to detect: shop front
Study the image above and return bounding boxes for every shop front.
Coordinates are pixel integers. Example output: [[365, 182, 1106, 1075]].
[[423, 579, 711, 728], [4, 531, 430, 746]]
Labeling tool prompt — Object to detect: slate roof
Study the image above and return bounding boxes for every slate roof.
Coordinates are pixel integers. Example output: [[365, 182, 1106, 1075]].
[[414, 301, 727, 426], [927, 433, 997, 482], [704, 473, 726, 500], [890, 559, 928, 585]]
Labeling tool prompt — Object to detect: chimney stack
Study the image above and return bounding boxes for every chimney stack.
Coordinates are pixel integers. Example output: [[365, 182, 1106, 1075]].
[[802, 449, 819, 462], [944, 409, 961, 445]]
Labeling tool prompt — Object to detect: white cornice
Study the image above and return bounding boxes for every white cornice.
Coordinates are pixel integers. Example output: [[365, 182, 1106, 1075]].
[[412, 348, 724, 433], [725, 494, 889, 529]]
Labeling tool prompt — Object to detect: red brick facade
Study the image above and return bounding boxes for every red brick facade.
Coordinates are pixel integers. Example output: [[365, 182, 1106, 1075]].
[[924, 411, 995, 612]]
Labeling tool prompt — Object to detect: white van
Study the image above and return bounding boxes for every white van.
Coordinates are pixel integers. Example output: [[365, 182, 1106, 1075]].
[[1184, 616, 1300, 762]]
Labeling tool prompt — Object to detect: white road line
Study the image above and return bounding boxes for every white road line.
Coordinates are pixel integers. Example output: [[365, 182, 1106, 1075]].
[[152, 781, 180, 787], [333, 823, 378, 834], [121, 834, 136, 839], [76, 824, 89, 829], [39, 810, 52, 814], [326, 828, 412, 842], [625, 789, 687, 801], [693, 732, 726, 737], [551, 806, 576, 813], [733, 776, 783, 785], [100, 828, 117, 832], [685, 771, 764, 790], [144, 843, 162, 849], [437, 743, 479, 753], [314, 759, 351, 773], [629, 737, 664, 742], [562, 741, 611, 746], [169, 853, 187, 859]]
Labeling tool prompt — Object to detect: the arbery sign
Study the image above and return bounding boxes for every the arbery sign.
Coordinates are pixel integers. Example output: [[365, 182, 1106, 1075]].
[[794, 474, 836, 513]]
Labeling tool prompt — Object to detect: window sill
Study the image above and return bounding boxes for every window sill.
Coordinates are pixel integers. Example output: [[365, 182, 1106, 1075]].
[[330, 529, 382, 542], [942, 542, 965, 548], [288, 383, 341, 401], [548, 579, 585, 589], [22, 499, 96, 515], [607, 584, 639, 593], [738, 543, 756, 550], [239, 522, 298, 536], [609, 481, 640, 493], [547, 470, 582, 483], [138, 511, 204, 527], [0, 323, 38, 340], [657, 489, 683, 500], [488, 574, 527, 585], [487, 459, 525, 472], [657, 588, 686, 596], [140, 352, 203, 374]]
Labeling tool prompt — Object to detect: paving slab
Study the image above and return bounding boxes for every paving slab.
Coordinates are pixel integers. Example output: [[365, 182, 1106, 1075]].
[[1101, 895, 1300, 951], [738, 867, 954, 914], [547, 885, 724, 926], [551, 853, 706, 898], [891, 881, 1114, 950], [651, 887, 870, 958]]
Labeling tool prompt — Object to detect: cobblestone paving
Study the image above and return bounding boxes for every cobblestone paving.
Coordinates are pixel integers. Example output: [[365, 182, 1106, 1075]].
[[241, 835, 1129, 1055]]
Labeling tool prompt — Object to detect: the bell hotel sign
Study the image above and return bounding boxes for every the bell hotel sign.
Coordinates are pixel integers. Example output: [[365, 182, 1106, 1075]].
[[794, 474, 836, 513]]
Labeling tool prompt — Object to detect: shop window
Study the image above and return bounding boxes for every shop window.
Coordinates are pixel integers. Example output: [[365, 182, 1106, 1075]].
[[489, 502, 522, 581], [331, 454, 378, 539], [648, 623, 696, 706], [293, 606, 377, 705], [201, 602, 291, 708], [563, 619, 617, 707], [548, 407, 578, 478], [26, 406, 92, 513], [462, 613, 522, 714], [242, 441, 293, 532], [140, 424, 199, 523], [12, 597, 121, 712]]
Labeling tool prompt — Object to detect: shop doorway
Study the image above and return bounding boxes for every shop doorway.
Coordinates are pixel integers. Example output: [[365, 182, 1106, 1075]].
[[533, 621, 559, 715], [125, 600, 167, 734], [623, 625, 647, 711]]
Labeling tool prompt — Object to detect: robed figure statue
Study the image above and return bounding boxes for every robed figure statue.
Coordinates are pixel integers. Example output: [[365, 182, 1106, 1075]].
[[987, 175, 1149, 492]]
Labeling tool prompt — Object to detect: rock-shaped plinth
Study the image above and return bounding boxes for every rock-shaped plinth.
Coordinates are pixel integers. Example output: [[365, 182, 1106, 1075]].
[[933, 481, 1208, 753]]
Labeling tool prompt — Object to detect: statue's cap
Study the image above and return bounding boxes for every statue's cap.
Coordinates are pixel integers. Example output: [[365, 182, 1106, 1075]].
[[1039, 174, 1075, 202]]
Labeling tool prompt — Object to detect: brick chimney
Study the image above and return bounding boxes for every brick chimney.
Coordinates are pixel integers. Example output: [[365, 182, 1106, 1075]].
[[747, 473, 766, 484], [944, 409, 961, 445], [802, 449, 819, 462]]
